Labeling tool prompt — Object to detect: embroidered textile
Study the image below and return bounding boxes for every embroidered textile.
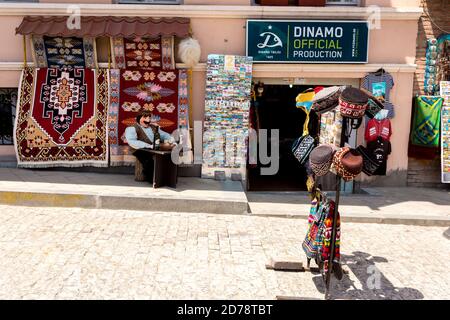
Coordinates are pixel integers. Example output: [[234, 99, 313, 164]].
[[32, 36, 97, 69], [109, 68, 182, 165], [111, 36, 175, 70], [15, 67, 109, 167], [410, 96, 443, 147]]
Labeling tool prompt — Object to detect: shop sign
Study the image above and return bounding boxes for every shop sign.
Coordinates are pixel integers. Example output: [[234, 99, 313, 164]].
[[246, 20, 369, 64]]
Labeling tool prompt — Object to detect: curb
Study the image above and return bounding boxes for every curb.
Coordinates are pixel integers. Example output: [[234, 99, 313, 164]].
[[0, 190, 448, 227], [0, 191, 249, 215], [251, 212, 450, 227]]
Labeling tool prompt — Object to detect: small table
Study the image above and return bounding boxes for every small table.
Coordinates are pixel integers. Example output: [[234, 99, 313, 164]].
[[140, 149, 178, 188]]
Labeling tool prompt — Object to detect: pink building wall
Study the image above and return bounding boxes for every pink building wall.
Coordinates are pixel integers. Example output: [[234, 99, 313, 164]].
[[0, 2, 421, 185]]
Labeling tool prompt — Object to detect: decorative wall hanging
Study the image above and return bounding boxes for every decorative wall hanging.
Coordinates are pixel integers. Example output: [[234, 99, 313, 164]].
[[109, 68, 184, 166], [176, 68, 193, 164], [14, 67, 109, 167], [32, 36, 97, 69], [201, 54, 253, 180], [424, 38, 438, 95], [410, 95, 443, 148], [111, 36, 175, 70], [424, 35, 450, 96], [440, 81, 450, 183]]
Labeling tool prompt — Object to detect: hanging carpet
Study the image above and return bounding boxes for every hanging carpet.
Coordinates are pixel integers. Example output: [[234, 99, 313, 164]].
[[14, 67, 109, 167], [109, 68, 189, 166], [111, 36, 175, 70], [32, 35, 97, 69]]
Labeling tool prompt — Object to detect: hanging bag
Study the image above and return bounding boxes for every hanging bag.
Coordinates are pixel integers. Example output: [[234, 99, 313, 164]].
[[292, 89, 316, 165], [302, 199, 328, 259]]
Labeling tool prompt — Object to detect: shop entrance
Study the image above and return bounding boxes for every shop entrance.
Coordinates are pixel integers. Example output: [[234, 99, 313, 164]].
[[248, 84, 315, 191], [247, 78, 360, 192]]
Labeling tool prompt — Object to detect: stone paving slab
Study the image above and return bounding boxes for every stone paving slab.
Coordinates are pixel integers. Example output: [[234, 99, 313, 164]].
[[0, 205, 448, 300]]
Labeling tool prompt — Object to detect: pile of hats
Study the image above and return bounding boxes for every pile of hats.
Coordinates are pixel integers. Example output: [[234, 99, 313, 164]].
[[309, 144, 364, 181], [311, 86, 385, 180], [306, 86, 387, 182]]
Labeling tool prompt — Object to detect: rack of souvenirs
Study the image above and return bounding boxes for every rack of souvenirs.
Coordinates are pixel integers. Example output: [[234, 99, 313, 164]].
[[291, 82, 392, 298], [14, 16, 199, 168]]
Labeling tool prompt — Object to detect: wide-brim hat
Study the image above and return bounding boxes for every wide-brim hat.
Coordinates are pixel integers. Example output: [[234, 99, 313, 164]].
[[356, 145, 380, 176], [339, 87, 368, 119], [310, 144, 335, 176], [311, 86, 344, 114], [332, 147, 363, 181]]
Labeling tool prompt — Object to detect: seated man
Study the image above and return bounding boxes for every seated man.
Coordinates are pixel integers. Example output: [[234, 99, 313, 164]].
[[125, 110, 176, 182]]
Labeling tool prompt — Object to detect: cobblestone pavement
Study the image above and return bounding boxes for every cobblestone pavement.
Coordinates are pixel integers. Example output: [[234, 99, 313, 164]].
[[0, 205, 449, 300]]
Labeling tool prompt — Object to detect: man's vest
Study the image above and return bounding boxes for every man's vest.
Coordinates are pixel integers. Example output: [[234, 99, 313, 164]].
[[131, 124, 160, 151]]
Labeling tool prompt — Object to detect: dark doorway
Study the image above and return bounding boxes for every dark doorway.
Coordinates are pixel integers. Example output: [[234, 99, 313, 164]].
[[248, 84, 318, 191]]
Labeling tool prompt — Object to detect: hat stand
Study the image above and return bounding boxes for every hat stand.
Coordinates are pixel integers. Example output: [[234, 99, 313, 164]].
[[323, 114, 347, 300]]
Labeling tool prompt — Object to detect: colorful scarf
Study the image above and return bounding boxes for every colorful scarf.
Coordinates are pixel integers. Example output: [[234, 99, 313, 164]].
[[410, 96, 443, 147]]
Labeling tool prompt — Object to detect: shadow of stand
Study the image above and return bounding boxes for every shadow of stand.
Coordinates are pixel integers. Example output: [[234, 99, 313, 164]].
[[310, 251, 424, 300]]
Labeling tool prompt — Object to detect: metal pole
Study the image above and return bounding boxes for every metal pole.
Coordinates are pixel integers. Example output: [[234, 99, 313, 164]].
[[324, 116, 346, 300]]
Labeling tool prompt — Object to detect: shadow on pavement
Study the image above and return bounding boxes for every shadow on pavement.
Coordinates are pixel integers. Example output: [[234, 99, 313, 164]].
[[310, 251, 424, 300]]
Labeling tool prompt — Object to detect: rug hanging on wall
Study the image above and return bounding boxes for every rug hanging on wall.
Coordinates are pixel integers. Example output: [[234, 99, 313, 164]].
[[410, 95, 443, 148], [109, 68, 187, 166], [32, 36, 97, 69], [14, 67, 109, 167], [111, 36, 175, 70]]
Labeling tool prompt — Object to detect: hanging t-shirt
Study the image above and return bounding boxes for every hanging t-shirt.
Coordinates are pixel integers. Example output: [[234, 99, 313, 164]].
[[362, 72, 395, 119], [365, 118, 392, 142], [367, 137, 391, 175]]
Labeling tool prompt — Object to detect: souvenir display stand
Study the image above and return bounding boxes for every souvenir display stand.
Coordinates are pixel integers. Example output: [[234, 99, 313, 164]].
[[292, 85, 375, 300], [323, 118, 346, 300], [303, 118, 346, 300]]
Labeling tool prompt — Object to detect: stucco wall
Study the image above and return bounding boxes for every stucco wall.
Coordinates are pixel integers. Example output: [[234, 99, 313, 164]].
[[0, 5, 420, 185], [408, 0, 449, 188]]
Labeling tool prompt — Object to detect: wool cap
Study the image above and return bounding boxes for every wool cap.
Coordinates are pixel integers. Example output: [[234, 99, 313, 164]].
[[332, 147, 363, 181], [311, 86, 344, 114], [339, 87, 369, 119]]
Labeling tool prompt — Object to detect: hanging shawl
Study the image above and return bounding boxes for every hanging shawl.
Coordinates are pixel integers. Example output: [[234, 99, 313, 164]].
[[410, 96, 443, 147]]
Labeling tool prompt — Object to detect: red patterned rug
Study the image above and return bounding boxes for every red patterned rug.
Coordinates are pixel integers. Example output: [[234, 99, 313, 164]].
[[111, 36, 175, 70], [109, 68, 180, 165], [14, 67, 109, 167]]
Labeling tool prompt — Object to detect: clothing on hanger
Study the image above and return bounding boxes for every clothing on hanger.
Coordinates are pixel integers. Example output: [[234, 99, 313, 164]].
[[365, 117, 392, 142], [367, 136, 391, 175], [362, 70, 395, 119]]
